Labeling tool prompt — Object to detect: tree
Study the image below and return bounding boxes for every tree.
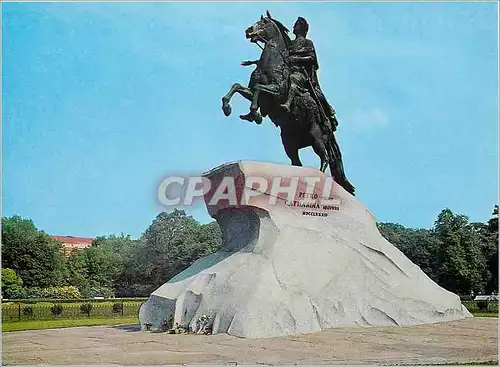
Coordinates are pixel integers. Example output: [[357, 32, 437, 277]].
[[484, 205, 498, 293], [488, 205, 498, 233], [66, 250, 90, 294], [434, 209, 488, 295], [2, 216, 67, 288], [140, 210, 203, 288], [67, 234, 135, 297], [1, 268, 24, 299], [377, 223, 440, 281], [194, 221, 223, 259], [118, 210, 223, 294]]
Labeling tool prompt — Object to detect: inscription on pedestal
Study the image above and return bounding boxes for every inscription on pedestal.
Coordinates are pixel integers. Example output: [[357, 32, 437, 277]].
[[285, 190, 341, 217]]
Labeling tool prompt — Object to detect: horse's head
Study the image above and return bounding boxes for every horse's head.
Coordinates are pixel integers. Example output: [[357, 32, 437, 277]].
[[245, 11, 283, 44]]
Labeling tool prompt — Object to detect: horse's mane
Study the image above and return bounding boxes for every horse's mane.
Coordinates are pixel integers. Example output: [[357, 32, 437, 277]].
[[269, 18, 292, 48]]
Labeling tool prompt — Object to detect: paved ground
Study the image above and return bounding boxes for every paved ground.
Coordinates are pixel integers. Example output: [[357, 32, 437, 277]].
[[2, 318, 497, 365]]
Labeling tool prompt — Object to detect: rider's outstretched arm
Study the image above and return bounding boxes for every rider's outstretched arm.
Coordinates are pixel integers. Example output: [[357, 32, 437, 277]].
[[241, 60, 258, 66]]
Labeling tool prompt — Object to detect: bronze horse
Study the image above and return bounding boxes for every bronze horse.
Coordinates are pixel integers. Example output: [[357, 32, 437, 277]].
[[221, 13, 355, 196]]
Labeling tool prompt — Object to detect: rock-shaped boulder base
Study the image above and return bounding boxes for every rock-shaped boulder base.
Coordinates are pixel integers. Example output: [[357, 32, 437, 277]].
[[139, 161, 471, 338]]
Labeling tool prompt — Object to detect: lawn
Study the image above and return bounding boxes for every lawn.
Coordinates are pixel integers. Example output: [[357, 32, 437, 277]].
[[3, 301, 144, 307], [471, 312, 498, 317], [2, 316, 139, 332], [2, 301, 143, 322]]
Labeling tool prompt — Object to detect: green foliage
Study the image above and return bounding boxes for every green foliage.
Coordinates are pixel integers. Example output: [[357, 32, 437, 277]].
[[377, 223, 440, 282], [50, 304, 63, 316], [2, 317, 139, 332], [140, 210, 203, 286], [470, 219, 498, 294], [23, 286, 82, 299], [2, 300, 144, 322], [476, 300, 488, 311], [113, 284, 153, 297], [379, 205, 499, 296], [118, 210, 222, 293], [489, 205, 498, 232], [112, 303, 123, 314], [67, 235, 135, 297], [470, 312, 498, 318], [4, 205, 495, 300], [23, 306, 34, 317], [79, 303, 93, 316], [197, 221, 223, 257], [80, 285, 114, 299], [434, 209, 488, 294], [1, 268, 25, 299], [4, 297, 148, 304], [2, 216, 67, 288], [485, 205, 498, 293]]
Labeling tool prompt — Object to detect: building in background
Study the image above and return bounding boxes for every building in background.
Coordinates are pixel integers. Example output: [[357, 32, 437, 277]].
[[51, 236, 94, 256]]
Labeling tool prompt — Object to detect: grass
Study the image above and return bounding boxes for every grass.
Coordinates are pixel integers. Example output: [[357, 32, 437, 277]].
[[3, 301, 143, 307], [2, 316, 139, 332], [2, 302, 142, 322], [471, 312, 498, 317]]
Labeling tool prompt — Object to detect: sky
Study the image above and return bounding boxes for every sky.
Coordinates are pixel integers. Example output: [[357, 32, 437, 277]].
[[2, 2, 498, 239]]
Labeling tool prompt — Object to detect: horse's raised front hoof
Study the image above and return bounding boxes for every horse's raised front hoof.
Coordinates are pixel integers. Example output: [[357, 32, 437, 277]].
[[222, 103, 232, 117]]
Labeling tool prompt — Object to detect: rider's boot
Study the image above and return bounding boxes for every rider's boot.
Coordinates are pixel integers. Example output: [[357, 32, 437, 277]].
[[281, 101, 291, 114], [280, 85, 297, 113]]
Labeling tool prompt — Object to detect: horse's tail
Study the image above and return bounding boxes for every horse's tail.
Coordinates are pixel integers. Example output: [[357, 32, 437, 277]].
[[327, 134, 355, 196]]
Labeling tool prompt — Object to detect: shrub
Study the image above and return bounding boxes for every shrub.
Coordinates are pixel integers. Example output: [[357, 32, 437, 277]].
[[81, 285, 114, 298], [477, 300, 489, 311], [4, 286, 26, 299], [462, 301, 478, 312], [1, 268, 25, 299], [50, 286, 82, 299], [115, 284, 155, 297], [80, 303, 93, 316], [22, 305, 34, 317], [51, 304, 63, 316], [24, 286, 82, 299], [112, 303, 123, 314], [23, 287, 44, 298]]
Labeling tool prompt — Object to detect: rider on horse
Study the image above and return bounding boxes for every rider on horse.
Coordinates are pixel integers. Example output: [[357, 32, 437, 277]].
[[222, 12, 355, 196], [281, 17, 339, 134], [240, 16, 338, 134]]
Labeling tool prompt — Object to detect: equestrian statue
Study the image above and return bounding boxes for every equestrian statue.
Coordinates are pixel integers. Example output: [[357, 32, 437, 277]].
[[221, 11, 355, 196]]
